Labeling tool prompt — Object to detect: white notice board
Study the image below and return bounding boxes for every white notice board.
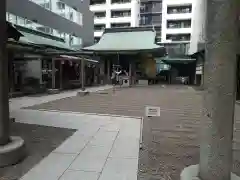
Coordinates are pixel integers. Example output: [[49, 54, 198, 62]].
[[145, 106, 160, 117]]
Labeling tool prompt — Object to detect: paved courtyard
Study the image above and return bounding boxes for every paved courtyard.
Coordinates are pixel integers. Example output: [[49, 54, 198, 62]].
[[24, 85, 240, 180], [9, 85, 240, 180]]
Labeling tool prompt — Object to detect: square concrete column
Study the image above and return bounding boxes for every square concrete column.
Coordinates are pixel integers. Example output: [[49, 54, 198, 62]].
[[0, 0, 25, 167], [180, 0, 240, 180], [199, 1, 239, 179]]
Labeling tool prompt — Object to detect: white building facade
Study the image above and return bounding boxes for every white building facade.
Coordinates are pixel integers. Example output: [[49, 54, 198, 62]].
[[7, 0, 94, 47], [90, 0, 140, 42], [161, 0, 195, 43]]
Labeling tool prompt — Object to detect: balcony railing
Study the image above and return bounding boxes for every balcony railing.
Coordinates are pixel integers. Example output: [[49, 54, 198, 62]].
[[111, 11, 131, 18], [167, 6, 192, 14], [90, 0, 106, 5], [160, 43, 190, 56], [111, 0, 130, 4]]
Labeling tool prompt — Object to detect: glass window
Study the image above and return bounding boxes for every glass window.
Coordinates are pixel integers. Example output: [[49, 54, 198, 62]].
[[56, 1, 65, 10], [16, 16, 26, 26], [8, 13, 17, 24]]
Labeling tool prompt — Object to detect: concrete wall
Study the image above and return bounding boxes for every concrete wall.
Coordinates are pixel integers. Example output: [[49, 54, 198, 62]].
[[7, 0, 94, 47]]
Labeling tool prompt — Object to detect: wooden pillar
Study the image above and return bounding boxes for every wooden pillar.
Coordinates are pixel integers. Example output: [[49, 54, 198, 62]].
[[199, 0, 238, 180], [81, 59, 85, 90], [107, 59, 111, 83], [129, 62, 132, 85], [51, 59, 55, 89], [59, 61, 63, 90]]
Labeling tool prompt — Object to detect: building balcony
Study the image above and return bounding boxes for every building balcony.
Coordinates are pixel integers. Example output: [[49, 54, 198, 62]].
[[158, 42, 190, 56], [110, 1, 131, 10], [139, 20, 162, 27], [94, 17, 106, 24], [165, 13, 192, 20], [110, 17, 131, 24], [166, 28, 192, 35]]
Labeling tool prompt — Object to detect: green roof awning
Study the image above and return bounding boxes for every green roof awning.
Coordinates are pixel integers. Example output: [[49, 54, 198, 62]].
[[158, 57, 196, 64], [19, 31, 74, 51], [83, 30, 164, 53]]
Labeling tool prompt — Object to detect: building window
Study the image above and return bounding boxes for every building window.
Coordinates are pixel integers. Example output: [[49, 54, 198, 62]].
[[167, 5, 192, 14], [166, 34, 191, 42], [111, 23, 130, 28], [94, 12, 106, 19], [140, 14, 161, 26], [111, 0, 130, 4], [167, 20, 191, 29], [69, 12, 73, 20], [94, 24, 106, 31], [40, 2, 50, 9], [90, 0, 106, 5], [94, 37, 100, 43], [69, 35, 73, 46], [36, 26, 53, 34], [111, 10, 131, 18], [56, 1, 65, 10]]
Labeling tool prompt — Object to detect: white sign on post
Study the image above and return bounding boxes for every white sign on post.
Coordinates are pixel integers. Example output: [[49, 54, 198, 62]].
[[145, 106, 160, 117]]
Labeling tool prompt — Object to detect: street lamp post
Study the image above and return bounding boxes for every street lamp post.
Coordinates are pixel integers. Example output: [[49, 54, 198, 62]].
[[0, 0, 25, 167]]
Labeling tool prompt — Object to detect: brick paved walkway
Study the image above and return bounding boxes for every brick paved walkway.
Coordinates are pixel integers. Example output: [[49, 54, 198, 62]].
[[26, 85, 240, 180]]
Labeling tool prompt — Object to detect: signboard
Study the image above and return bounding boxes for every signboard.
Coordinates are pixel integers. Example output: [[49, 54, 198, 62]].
[[145, 106, 160, 117]]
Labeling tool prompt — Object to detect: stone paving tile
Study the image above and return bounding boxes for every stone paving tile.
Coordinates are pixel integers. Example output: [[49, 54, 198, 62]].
[[59, 170, 100, 180], [20, 153, 77, 180], [99, 157, 139, 180]]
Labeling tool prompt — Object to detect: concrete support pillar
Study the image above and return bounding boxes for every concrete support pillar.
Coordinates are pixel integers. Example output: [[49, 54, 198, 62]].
[[51, 59, 55, 89], [81, 59, 85, 90], [0, 0, 25, 167], [199, 0, 239, 179]]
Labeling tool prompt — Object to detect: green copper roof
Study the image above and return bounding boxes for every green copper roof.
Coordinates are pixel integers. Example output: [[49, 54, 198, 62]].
[[19, 31, 74, 51], [83, 30, 164, 52]]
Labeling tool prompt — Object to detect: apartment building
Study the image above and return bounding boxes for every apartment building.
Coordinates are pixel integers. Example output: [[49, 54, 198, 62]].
[[161, 0, 194, 43], [90, 0, 140, 43], [7, 0, 94, 47], [139, 0, 162, 42]]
